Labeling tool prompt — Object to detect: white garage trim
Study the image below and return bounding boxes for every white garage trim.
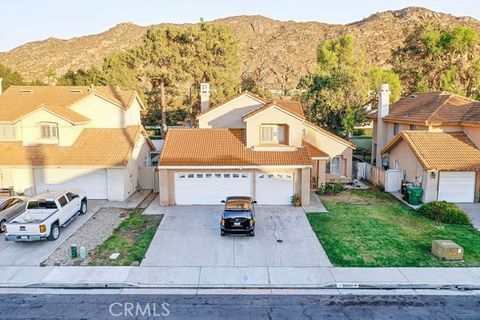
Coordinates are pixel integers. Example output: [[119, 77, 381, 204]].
[[255, 172, 294, 205], [175, 172, 252, 205], [42, 168, 108, 199], [438, 171, 476, 203]]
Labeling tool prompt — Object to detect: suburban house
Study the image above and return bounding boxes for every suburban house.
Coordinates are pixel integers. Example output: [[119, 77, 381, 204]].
[[370, 84, 480, 203], [158, 85, 355, 206], [0, 83, 155, 201]]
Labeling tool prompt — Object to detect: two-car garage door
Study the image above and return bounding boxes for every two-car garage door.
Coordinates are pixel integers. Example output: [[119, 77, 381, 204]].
[[43, 168, 108, 199], [175, 172, 251, 205], [438, 171, 476, 203], [174, 172, 295, 205]]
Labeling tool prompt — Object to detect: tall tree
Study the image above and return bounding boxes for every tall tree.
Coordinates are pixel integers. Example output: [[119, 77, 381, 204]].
[[391, 24, 480, 98], [57, 22, 240, 130], [301, 35, 401, 136], [0, 63, 24, 90]]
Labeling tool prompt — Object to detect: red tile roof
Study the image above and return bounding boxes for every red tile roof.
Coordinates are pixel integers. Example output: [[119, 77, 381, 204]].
[[242, 100, 305, 120], [382, 131, 480, 171], [0, 126, 152, 167], [303, 140, 329, 158], [368, 91, 480, 126], [159, 128, 313, 167], [0, 86, 138, 123]]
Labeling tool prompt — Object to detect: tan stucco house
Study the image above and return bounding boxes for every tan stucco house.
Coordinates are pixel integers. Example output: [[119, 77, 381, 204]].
[[0, 83, 155, 200], [370, 84, 480, 203], [158, 90, 355, 206]]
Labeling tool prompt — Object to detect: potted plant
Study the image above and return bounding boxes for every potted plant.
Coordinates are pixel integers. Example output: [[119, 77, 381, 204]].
[[291, 194, 301, 207]]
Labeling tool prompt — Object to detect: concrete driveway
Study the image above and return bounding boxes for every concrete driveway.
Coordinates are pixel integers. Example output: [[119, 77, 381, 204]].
[[141, 205, 332, 267], [0, 200, 106, 266], [457, 203, 480, 230]]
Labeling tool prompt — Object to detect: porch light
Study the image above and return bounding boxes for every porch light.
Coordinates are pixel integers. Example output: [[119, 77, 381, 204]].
[[430, 172, 436, 179]]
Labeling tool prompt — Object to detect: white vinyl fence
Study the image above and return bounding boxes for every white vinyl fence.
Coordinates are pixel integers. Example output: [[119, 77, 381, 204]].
[[356, 162, 403, 192]]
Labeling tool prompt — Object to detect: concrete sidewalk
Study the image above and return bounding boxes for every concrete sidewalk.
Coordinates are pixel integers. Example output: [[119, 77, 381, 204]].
[[302, 191, 327, 213], [1, 266, 480, 290]]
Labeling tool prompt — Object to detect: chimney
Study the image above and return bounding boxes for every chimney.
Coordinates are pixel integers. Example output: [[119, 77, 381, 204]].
[[0, 78, 3, 95], [375, 83, 390, 168], [199, 82, 210, 112], [377, 83, 390, 119]]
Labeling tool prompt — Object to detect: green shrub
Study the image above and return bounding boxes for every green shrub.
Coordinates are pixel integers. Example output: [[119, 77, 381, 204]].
[[317, 183, 346, 196], [418, 201, 472, 226]]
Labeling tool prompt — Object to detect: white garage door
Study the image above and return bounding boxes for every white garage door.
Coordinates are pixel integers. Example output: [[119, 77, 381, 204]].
[[43, 169, 108, 199], [256, 172, 294, 205], [175, 172, 251, 205], [438, 171, 476, 203]]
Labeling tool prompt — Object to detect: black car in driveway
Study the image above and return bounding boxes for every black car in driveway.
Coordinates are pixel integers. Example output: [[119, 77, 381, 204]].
[[220, 196, 256, 237]]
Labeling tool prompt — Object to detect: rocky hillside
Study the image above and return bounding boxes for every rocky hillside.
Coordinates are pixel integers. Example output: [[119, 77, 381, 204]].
[[1, 7, 479, 88]]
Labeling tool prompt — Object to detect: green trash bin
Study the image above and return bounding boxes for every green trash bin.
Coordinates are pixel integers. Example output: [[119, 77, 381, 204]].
[[407, 186, 423, 205]]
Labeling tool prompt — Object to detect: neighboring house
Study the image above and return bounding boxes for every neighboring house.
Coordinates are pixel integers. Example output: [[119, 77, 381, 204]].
[[369, 84, 480, 203], [0, 84, 155, 201], [158, 88, 355, 206]]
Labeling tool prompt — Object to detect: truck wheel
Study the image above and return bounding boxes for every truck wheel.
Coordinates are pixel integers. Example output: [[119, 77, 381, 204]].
[[47, 224, 60, 241], [0, 219, 6, 233], [80, 200, 87, 215]]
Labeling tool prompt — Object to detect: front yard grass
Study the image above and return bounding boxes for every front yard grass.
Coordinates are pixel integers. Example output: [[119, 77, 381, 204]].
[[89, 209, 162, 266], [307, 189, 480, 267]]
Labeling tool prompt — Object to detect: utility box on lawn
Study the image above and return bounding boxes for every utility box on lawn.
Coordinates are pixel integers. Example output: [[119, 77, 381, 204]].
[[432, 240, 464, 261]]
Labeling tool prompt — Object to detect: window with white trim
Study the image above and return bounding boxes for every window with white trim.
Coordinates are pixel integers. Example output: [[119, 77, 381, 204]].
[[260, 124, 286, 144], [0, 124, 16, 140], [39, 122, 59, 140], [326, 156, 341, 174]]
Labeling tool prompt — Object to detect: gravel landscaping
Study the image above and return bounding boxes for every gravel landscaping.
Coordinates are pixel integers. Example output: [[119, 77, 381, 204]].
[[42, 207, 131, 266]]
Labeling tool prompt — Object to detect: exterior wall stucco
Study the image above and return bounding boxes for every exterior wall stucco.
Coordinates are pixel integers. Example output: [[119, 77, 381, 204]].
[[387, 140, 435, 202], [198, 95, 265, 129], [19, 109, 74, 146], [245, 107, 305, 148], [71, 95, 133, 129], [464, 126, 480, 147], [303, 124, 353, 181]]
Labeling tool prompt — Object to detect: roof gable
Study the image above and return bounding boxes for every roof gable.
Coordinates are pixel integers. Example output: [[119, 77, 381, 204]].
[[197, 91, 267, 119], [242, 100, 305, 121], [0, 86, 139, 123], [382, 131, 480, 171]]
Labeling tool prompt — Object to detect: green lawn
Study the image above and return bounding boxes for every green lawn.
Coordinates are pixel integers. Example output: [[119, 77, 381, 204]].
[[89, 209, 163, 266], [307, 189, 480, 267]]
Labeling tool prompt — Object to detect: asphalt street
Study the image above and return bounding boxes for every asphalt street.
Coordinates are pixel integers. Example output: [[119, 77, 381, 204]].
[[0, 293, 479, 319]]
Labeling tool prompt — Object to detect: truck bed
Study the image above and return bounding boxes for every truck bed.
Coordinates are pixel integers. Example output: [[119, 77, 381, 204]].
[[10, 209, 57, 224]]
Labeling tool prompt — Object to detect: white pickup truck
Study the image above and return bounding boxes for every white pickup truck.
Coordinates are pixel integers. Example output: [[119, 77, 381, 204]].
[[4, 189, 87, 241]]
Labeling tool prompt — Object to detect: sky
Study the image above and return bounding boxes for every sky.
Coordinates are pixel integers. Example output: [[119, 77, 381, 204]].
[[1, 0, 479, 52]]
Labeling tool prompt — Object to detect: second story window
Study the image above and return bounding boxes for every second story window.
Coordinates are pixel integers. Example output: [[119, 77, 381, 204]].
[[260, 124, 286, 144], [39, 122, 59, 140], [0, 124, 16, 140], [393, 123, 400, 135], [410, 124, 417, 130]]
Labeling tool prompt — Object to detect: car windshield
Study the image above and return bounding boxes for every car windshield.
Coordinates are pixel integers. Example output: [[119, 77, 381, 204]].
[[224, 200, 251, 211], [0, 199, 11, 211], [27, 200, 58, 210], [223, 211, 252, 219]]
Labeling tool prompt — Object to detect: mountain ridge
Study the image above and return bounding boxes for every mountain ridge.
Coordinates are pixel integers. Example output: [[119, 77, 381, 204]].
[[1, 7, 479, 88]]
